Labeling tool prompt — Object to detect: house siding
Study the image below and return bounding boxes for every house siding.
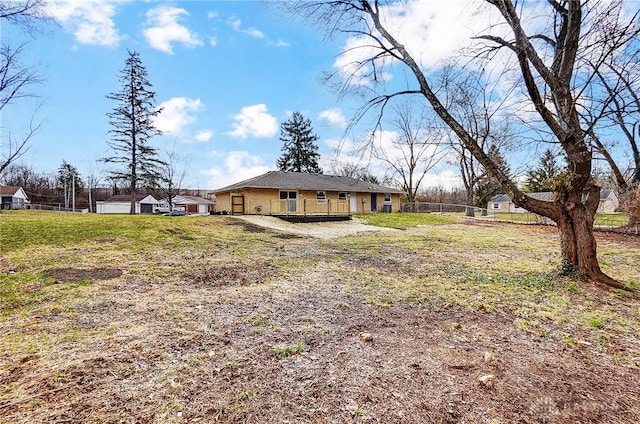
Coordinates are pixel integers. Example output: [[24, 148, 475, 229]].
[[214, 188, 400, 215]]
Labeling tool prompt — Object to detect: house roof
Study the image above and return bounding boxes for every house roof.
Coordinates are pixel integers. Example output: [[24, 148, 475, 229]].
[[0, 186, 22, 195], [489, 193, 511, 203], [105, 194, 158, 203], [491, 189, 616, 203], [213, 171, 404, 194], [600, 188, 617, 201], [490, 192, 555, 203], [171, 195, 215, 205]]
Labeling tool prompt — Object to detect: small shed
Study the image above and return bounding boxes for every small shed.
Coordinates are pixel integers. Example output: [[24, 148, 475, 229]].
[[96, 194, 160, 214], [0, 186, 29, 209]]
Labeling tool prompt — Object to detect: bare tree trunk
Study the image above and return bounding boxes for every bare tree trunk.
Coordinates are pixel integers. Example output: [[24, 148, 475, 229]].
[[626, 183, 640, 226], [465, 190, 475, 217], [550, 189, 629, 290]]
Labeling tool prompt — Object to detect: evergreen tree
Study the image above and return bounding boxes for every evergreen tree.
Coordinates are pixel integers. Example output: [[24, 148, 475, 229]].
[[103, 50, 164, 214], [276, 112, 322, 173], [524, 148, 563, 192], [57, 160, 83, 209]]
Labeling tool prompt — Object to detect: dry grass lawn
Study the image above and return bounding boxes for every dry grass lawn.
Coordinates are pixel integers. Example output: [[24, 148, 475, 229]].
[[0, 212, 639, 423]]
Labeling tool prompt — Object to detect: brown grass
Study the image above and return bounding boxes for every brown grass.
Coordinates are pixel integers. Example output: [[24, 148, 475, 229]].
[[1, 215, 639, 423]]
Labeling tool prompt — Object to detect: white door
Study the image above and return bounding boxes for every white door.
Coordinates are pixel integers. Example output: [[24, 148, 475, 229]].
[[350, 192, 357, 212]]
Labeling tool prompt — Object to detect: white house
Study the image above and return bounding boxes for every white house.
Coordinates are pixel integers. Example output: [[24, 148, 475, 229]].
[[0, 186, 30, 209], [168, 195, 215, 215], [96, 194, 160, 214], [489, 190, 619, 214]]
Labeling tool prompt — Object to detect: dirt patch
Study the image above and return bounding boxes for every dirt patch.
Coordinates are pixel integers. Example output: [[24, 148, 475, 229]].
[[44, 268, 123, 283], [187, 263, 279, 287], [226, 218, 273, 233], [2, 291, 638, 423]]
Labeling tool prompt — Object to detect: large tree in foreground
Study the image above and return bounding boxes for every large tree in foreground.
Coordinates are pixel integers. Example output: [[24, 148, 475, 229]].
[[296, 0, 640, 289], [277, 111, 323, 173], [103, 50, 164, 214]]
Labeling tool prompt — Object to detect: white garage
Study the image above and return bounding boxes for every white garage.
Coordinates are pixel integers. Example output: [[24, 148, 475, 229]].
[[96, 194, 160, 214]]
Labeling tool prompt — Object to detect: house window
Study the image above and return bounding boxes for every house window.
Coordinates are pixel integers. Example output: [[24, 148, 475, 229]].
[[338, 192, 347, 201], [384, 193, 391, 203], [492, 203, 500, 209], [316, 191, 327, 204]]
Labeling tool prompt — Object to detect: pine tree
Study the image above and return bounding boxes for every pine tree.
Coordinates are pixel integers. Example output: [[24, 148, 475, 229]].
[[276, 112, 322, 173], [103, 50, 164, 214], [57, 160, 83, 209], [524, 148, 563, 192]]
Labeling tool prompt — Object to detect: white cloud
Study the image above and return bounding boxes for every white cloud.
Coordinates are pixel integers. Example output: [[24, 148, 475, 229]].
[[44, 0, 125, 47], [204, 151, 273, 189], [334, 0, 503, 84], [143, 5, 203, 54], [424, 169, 463, 190], [154, 97, 203, 135], [195, 130, 213, 142], [275, 40, 291, 47], [228, 17, 264, 39], [318, 108, 347, 128], [209, 36, 218, 47], [207, 11, 219, 19], [227, 104, 278, 139]]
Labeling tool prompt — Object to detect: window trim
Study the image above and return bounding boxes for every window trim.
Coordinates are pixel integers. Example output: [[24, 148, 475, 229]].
[[316, 191, 327, 204]]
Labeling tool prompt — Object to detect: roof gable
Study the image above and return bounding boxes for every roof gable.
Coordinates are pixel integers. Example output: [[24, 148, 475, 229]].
[[600, 188, 617, 201], [105, 194, 158, 203], [214, 171, 404, 194], [0, 186, 28, 199], [0, 186, 21, 195]]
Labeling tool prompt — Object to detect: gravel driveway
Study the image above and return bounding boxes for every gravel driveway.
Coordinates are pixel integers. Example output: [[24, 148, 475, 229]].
[[234, 215, 398, 238]]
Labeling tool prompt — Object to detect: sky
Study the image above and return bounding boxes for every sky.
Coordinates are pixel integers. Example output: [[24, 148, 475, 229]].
[[4, 0, 634, 192], [4, 0, 489, 191]]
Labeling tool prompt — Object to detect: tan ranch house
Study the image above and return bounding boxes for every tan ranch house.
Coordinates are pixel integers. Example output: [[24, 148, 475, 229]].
[[213, 171, 403, 217]]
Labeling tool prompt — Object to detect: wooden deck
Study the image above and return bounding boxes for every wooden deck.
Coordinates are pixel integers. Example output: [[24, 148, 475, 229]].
[[273, 214, 352, 223]]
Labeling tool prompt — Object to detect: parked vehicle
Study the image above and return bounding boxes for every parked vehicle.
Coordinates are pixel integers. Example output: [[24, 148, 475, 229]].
[[154, 206, 171, 213], [163, 210, 187, 216]]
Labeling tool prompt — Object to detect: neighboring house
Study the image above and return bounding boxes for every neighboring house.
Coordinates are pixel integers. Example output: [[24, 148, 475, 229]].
[[213, 171, 404, 216], [597, 189, 619, 214], [488, 192, 554, 213], [96, 194, 160, 214], [489, 190, 619, 214], [167, 195, 216, 215], [0, 186, 29, 209]]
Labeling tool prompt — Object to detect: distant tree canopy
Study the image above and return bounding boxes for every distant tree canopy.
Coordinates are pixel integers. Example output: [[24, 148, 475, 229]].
[[277, 112, 322, 174], [103, 50, 164, 214], [331, 161, 380, 184]]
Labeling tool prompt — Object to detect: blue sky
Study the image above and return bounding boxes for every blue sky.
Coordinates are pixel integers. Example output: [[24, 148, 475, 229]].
[[4, 0, 365, 190], [5, 0, 634, 192]]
